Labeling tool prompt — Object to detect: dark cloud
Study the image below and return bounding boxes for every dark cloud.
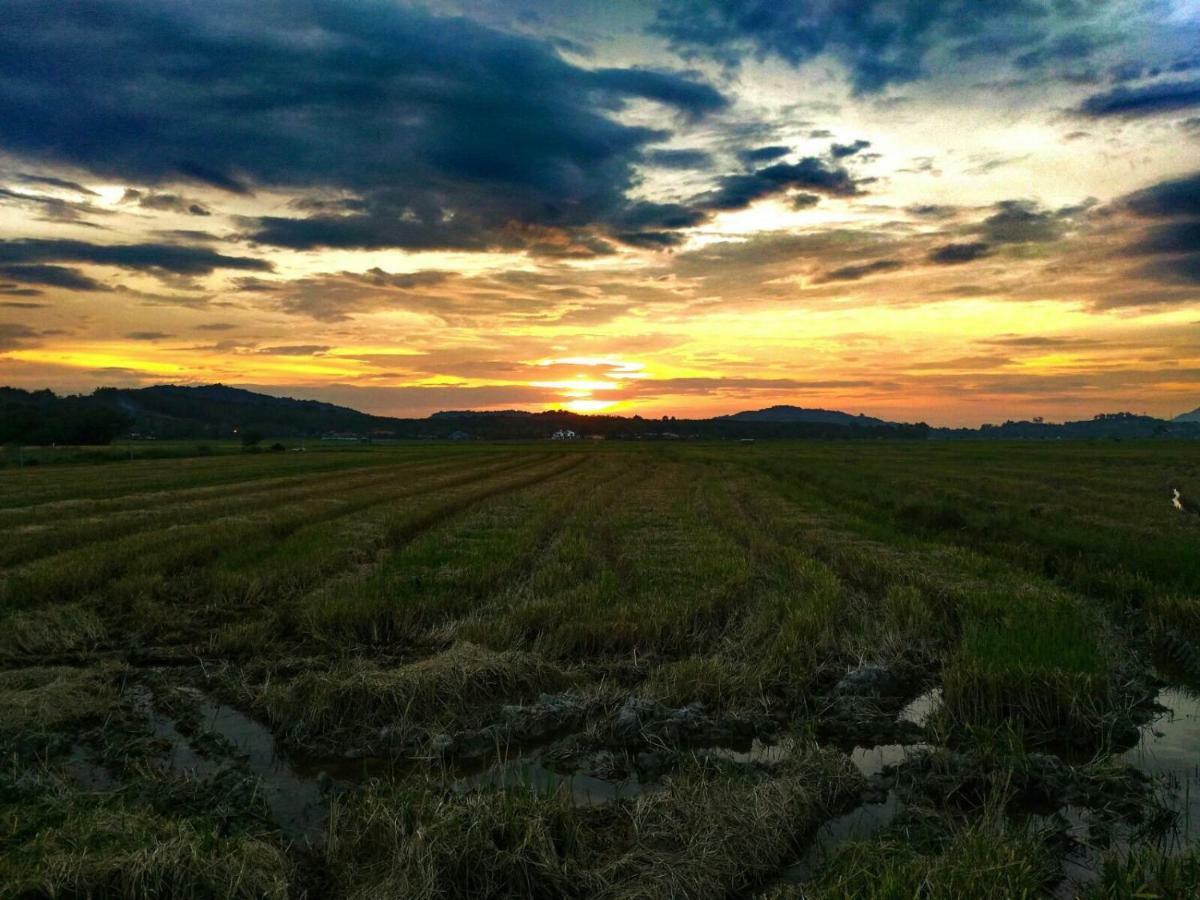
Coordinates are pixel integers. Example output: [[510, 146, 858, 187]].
[[1014, 30, 1110, 71], [1079, 79, 1200, 117], [813, 259, 904, 283], [122, 189, 210, 216], [125, 331, 173, 341], [978, 335, 1102, 348], [830, 140, 871, 158], [651, 0, 1106, 93], [738, 145, 791, 164], [588, 67, 726, 117], [0, 1, 726, 252], [0, 239, 271, 276], [615, 231, 688, 249], [697, 158, 861, 211], [1123, 221, 1200, 256], [929, 241, 992, 264], [791, 193, 822, 210], [907, 204, 958, 219], [157, 230, 221, 243], [0, 264, 103, 291], [643, 149, 714, 169], [1123, 172, 1200, 218], [981, 200, 1065, 243], [0, 187, 112, 225], [615, 202, 709, 232], [0, 323, 39, 350], [1136, 255, 1200, 284], [17, 174, 97, 195], [1114, 171, 1200, 286], [195, 322, 238, 332]]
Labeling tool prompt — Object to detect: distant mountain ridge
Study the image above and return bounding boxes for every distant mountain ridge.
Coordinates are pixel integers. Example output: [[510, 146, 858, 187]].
[[2, 383, 1199, 444], [720, 405, 892, 427]]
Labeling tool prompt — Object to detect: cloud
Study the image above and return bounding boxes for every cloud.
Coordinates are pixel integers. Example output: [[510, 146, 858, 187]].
[[978, 334, 1102, 348], [813, 258, 904, 283], [0, 239, 271, 276], [738, 145, 791, 164], [1113, 170, 1200, 286], [0, 322, 39, 350], [644, 148, 714, 169], [1122, 171, 1200, 218], [1079, 79, 1200, 117], [650, 0, 1113, 93], [0, 187, 112, 225], [1123, 221, 1200, 256], [195, 322, 238, 332], [17, 174, 97, 195], [830, 140, 871, 158], [907, 204, 959, 219], [0, 1, 726, 252], [255, 345, 331, 356], [697, 158, 861, 211], [929, 241, 991, 264], [1137, 255, 1200, 284], [0, 264, 103, 291], [980, 200, 1065, 243], [125, 331, 173, 341], [122, 189, 210, 216], [587, 67, 727, 117]]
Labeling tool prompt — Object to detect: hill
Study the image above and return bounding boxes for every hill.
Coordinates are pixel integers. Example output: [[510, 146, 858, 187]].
[[4, 384, 1200, 444], [91, 384, 411, 439], [720, 405, 892, 427]]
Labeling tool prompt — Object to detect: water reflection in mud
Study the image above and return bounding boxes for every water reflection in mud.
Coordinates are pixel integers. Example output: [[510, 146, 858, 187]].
[[1123, 686, 1200, 844], [898, 688, 941, 729], [193, 697, 329, 845], [122, 685, 330, 845]]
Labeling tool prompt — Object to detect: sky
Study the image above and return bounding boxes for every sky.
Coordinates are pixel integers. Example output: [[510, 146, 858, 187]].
[[1, 1, 1198, 426]]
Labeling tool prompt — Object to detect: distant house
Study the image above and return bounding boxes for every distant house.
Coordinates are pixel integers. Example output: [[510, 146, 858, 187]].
[[551, 429, 578, 440], [322, 431, 365, 442], [448, 430, 473, 441]]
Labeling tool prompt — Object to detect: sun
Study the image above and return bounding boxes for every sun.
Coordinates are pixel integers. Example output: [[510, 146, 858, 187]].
[[561, 398, 619, 413]]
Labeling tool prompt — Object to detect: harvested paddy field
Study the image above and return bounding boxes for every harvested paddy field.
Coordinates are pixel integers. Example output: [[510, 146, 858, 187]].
[[2, 440, 1199, 898]]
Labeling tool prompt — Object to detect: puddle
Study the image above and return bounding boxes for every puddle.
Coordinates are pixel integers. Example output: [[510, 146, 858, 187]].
[[777, 791, 902, 884], [706, 735, 794, 765], [898, 688, 941, 728], [193, 698, 330, 845], [127, 685, 214, 776], [1121, 686, 1200, 845], [454, 757, 655, 807], [851, 742, 928, 777], [122, 684, 330, 845], [63, 746, 117, 791], [1050, 686, 1200, 897]]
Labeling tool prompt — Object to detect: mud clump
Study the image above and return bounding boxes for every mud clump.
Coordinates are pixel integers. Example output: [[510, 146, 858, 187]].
[[610, 695, 770, 745], [885, 748, 1162, 827], [432, 691, 603, 761]]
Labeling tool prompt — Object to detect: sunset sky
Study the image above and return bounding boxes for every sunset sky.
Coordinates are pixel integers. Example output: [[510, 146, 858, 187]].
[[1, 0, 1198, 425]]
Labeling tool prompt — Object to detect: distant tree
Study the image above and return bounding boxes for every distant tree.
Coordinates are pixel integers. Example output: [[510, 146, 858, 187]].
[[240, 429, 263, 447]]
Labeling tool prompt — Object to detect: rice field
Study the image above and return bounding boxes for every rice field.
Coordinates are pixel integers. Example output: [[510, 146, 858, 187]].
[[2, 440, 1199, 898]]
